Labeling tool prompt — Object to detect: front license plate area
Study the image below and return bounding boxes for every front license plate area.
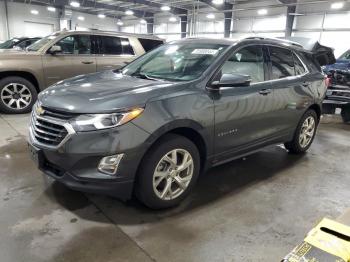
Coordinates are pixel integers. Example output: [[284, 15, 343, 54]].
[[28, 143, 43, 167]]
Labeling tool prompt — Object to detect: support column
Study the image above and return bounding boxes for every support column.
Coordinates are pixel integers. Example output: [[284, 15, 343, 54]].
[[4, 0, 10, 39], [224, 3, 233, 38], [285, 5, 296, 37], [146, 18, 154, 34], [180, 15, 188, 38]]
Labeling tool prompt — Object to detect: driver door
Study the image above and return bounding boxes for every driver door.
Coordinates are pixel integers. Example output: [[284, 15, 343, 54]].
[[42, 35, 96, 87], [213, 45, 276, 159]]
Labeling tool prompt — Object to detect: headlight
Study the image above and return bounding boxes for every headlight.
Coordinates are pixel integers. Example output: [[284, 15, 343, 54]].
[[72, 108, 144, 132]]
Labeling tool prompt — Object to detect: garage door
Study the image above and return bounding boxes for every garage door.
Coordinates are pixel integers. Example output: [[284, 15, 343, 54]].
[[24, 21, 54, 37]]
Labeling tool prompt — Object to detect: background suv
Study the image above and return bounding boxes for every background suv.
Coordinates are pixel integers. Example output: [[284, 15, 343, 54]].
[[28, 37, 333, 209], [0, 30, 164, 114]]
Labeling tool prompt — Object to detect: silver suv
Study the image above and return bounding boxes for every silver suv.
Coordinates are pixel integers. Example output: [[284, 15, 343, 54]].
[[0, 30, 164, 113]]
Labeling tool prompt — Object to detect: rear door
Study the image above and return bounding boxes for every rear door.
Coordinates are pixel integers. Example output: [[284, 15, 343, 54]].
[[42, 34, 96, 86], [267, 46, 313, 135], [95, 35, 136, 71]]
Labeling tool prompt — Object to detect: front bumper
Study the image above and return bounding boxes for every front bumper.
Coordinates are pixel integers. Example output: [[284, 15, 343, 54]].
[[28, 118, 151, 200]]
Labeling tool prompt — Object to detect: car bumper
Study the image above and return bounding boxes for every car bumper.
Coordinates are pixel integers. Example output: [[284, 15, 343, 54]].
[[28, 122, 151, 200]]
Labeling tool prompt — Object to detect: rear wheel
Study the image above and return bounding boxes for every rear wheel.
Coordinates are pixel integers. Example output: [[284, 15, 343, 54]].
[[136, 134, 200, 209], [284, 110, 318, 154], [0, 76, 37, 114], [341, 107, 350, 123]]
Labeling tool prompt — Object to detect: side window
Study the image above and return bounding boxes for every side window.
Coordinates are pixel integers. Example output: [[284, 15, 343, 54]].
[[340, 50, 350, 60], [293, 53, 306, 75], [54, 35, 91, 55], [269, 46, 295, 79], [120, 38, 134, 55], [100, 36, 122, 55], [138, 38, 163, 52], [221, 45, 265, 83], [16, 41, 27, 49]]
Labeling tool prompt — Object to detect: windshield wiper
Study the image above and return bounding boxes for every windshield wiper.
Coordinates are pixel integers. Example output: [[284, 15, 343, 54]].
[[131, 72, 160, 81]]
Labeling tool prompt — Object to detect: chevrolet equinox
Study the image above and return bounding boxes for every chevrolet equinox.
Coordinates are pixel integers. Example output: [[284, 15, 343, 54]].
[[28, 37, 334, 209]]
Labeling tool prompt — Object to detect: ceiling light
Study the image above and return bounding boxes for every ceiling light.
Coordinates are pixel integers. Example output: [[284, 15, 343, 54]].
[[140, 19, 147, 24], [125, 10, 134, 15], [30, 10, 39, 15], [70, 1, 80, 7], [331, 2, 344, 9], [169, 17, 177, 22], [212, 0, 224, 5], [98, 14, 106, 18], [206, 13, 215, 19], [47, 6, 56, 12], [77, 16, 85, 21], [257, 9, 268, 15], [288, 12, 304, 16], [117, 20, 124, 26], [161, 5, 170, 11]]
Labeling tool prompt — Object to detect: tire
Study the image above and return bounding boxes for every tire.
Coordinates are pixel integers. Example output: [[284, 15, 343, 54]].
[[284, 109, 318, 154], [341, 108, 350, 123], [0, 76, 37, 114], [136, 134, 200, 209]]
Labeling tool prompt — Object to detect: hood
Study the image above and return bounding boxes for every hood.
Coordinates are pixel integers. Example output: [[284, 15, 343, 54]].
[[39, 70, 183, 113]]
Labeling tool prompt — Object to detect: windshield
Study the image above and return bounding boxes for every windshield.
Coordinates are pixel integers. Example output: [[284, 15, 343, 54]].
[[339, 50, 350, 60], [0, 38, 21, 49], [27, 33, 59, 52], [122, 43, 228, 81]]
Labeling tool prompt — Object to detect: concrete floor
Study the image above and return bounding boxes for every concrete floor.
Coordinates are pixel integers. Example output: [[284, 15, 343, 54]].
[[1, 113, 349, 262]]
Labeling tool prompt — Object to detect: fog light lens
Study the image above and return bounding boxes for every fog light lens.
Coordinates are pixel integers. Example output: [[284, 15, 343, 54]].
[[98, 154, 124, 175]]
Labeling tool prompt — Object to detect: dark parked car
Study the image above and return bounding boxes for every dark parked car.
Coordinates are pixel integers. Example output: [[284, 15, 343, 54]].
[[28, 37, 334, 209], [322, 49, 350, 122], [0, 37, 41, 50]]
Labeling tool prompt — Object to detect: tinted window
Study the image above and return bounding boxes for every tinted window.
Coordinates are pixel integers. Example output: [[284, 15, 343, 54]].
[[301, 53, 321, 72], [339, 50, 350, 60], [293, 53, 306, 75], [138, 38, 163, 52], [100, 36, 134, 55], [55, 35, 91, 55], [222, 46, 265, 83], [269, 46, 294, 79]]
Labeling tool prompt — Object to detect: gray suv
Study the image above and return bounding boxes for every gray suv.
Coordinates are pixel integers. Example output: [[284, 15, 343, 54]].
[[28, 37, 334, 209], [0, 30, 163, 113]]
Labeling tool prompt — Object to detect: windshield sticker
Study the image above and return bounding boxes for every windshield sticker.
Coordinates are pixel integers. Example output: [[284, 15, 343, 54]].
[[192, 49, 219, 55]]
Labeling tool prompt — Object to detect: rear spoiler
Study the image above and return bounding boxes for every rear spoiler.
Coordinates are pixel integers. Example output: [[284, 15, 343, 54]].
[[279, 37, 336, 66]]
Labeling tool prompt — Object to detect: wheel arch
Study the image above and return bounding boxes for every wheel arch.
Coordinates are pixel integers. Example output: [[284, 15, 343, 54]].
[[308, 103, 321, 122], [0, 71, 40, 93]]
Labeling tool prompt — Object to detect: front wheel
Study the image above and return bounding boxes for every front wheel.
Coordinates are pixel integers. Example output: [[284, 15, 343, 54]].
[[284, 110, 318, 154], [136, 134, 200, 209], [0, 76, 37, 114]]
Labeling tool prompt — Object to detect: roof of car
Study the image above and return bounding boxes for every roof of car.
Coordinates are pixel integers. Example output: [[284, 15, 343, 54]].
[[55, 30, 163, 40], [170, 36, 308, 52]]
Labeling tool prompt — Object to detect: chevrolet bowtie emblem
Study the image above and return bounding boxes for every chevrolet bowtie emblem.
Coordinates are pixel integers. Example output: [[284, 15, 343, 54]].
[[36, 106, 45, 116]]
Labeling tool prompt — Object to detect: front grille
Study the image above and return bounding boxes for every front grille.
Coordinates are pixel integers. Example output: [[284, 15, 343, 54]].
[[31, 114, 68, 146], [41, 106, 77, 120]]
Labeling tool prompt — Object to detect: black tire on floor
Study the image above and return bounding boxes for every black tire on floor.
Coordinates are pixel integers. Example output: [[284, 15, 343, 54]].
[[284, 109, 318, 154], [0, 76, 37, 114], [341, 108, 350, 123], [135, 134, 200, 209]]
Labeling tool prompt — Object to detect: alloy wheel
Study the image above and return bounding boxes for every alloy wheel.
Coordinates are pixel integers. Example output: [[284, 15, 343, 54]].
[[1, 83, 32, 110], [299, 116, 316, 148], [153, 149, 194, 201]]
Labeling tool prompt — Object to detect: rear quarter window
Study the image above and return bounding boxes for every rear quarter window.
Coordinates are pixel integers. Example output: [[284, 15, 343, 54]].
[[138, 38, 164, 52], [301, 52, 321, 73]]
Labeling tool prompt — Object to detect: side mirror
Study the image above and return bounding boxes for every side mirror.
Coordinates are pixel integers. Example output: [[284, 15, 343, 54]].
[[48, 45, 62, 55], [211, 74, 251, 88]]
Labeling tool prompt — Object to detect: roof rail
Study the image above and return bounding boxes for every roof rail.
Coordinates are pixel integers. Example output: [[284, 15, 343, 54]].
[[243, 36, 303, 48]]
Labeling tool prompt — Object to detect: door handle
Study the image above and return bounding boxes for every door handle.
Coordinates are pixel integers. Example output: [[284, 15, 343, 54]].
[[82, 61, 94, 64], [302, 82, 309, 87], [259, 89, 272, 95]]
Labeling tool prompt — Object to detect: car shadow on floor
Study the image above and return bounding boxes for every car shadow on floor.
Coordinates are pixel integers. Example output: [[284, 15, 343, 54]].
[[69, 145, 307, 226]]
